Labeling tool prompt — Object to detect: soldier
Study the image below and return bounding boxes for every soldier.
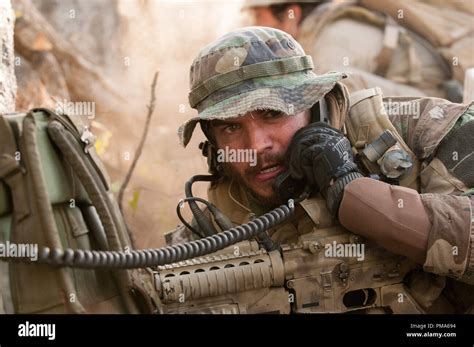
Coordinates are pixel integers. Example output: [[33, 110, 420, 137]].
[[175, 27, 473, 313], [242, 0, 474, 100]]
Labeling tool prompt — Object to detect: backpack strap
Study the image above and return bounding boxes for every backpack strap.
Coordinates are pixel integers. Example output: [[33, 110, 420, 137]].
[[374, 17, 401, 77], [47, 119, 139, 313], [19, 113, 86, 313], [32, 108, 111, 191], [2, 109, 140, 313], [0, 116, 30, 222], [4, 112, 86, 313]]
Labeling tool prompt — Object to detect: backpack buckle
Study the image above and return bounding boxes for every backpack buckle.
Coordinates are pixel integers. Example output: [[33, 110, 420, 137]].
[[80, 126, 97, 154]]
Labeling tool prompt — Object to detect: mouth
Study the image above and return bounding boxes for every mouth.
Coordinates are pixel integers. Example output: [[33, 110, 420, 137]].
[[254, 164, 286, 182]]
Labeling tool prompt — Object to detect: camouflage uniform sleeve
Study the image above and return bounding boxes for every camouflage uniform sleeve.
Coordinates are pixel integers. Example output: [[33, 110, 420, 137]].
[[164, 207, 216, 245], [387, 98, 474, 284], [164, 224, 194, 246], [421, 194, 474, 285]]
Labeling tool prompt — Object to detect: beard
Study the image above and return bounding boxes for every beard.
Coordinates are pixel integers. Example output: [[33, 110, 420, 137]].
[[220, 151, 287, 208]]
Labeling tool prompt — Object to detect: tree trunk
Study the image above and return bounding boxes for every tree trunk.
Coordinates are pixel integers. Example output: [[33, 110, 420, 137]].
[[13, 0, 127, 118], [0, 0, 17, 113], [0, 0, 16, 314]]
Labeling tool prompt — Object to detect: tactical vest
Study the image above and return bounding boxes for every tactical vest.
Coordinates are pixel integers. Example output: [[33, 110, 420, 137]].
[[298, 1, 472, 101], [0, 109, 139, 313], [347, 86, 473, 194]]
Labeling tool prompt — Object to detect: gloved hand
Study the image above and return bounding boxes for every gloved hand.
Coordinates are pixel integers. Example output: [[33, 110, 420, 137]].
[[287, 122, 364, 215]]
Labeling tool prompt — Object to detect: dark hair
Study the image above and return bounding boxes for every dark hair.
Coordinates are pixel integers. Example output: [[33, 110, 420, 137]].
[[269, 3, 320, 24], [198, 121, 223, 182], [199, 120, 216, 145]]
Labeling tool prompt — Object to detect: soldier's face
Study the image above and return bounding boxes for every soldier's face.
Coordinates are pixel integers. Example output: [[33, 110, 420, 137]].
[[210, 109, 311, 206]]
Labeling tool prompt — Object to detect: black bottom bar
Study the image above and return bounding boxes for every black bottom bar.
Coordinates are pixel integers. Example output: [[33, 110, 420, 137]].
[[0, 314, 471, 346]]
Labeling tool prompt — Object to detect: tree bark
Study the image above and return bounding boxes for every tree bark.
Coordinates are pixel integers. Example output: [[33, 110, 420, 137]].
[[0, 0, 17, 113], [0, 0, 16, 314], [13, 0, 127, 117]]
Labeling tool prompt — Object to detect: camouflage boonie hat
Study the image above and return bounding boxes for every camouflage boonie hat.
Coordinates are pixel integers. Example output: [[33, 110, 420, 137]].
[[179, 26, 346, 147]]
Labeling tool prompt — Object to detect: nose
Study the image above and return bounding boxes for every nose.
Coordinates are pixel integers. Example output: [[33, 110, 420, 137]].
[[246, 123, 273, 155]]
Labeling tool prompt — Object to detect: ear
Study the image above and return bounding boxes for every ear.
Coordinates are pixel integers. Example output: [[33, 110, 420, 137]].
[[282, 4, 302, 37], [284, 4, 302, 25], [199, 140, 222, 175]]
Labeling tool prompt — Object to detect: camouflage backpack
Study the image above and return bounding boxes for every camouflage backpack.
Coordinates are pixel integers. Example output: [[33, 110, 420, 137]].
[[0, 108, 139, 313]]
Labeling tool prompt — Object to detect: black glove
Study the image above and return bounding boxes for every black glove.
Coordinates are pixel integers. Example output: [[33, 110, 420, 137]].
[[287, 122, 363, 215]]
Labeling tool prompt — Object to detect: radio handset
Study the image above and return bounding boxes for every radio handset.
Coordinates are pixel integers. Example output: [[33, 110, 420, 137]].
[[272, 101, 328, 202], [272, 171, 309, 202]]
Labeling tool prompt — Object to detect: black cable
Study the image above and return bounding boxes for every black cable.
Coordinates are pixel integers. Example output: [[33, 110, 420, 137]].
[[176, 199, 205, 239], [0, 198, 298, 269], [176, 196, 236, 238], [183, 196, 214, 209], [180, 196, 235, 235], [180, 197, 280, 252], [185, 174, 219, 236]]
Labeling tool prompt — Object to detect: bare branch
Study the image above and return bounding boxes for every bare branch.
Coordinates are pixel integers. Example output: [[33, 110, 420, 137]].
[[118, 71, 159, 215]]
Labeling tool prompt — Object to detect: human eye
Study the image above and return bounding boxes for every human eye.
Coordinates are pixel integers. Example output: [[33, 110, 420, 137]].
[[223, 124, 240, 134], [263, 110, 284, 120]]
